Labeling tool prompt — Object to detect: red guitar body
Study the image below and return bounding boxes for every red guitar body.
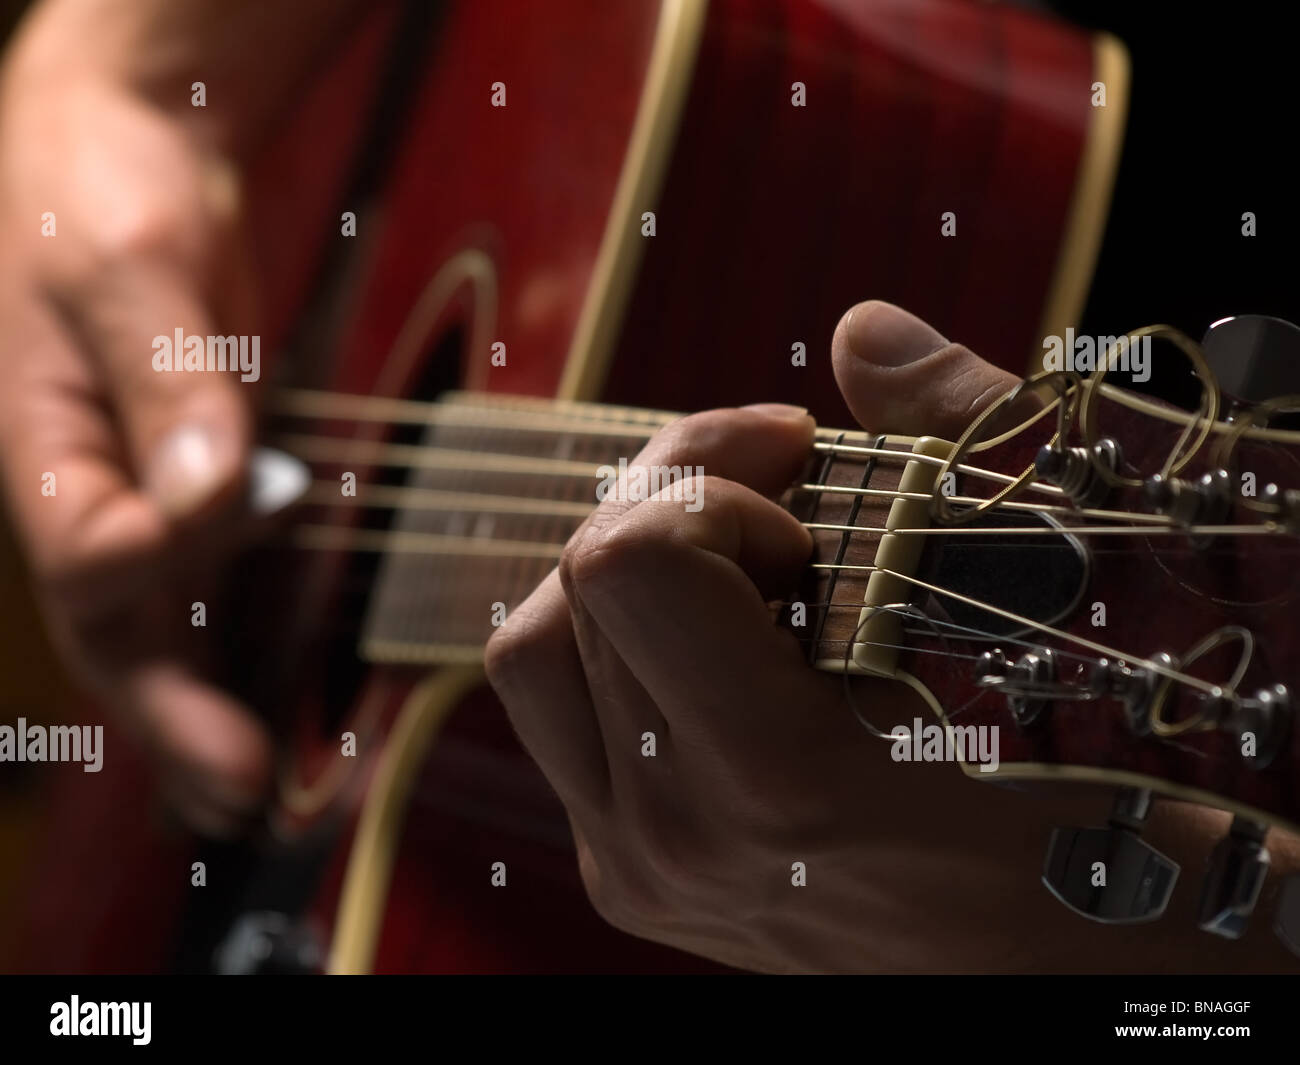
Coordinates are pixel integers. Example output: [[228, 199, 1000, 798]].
[[2, 0, 1114, 972]]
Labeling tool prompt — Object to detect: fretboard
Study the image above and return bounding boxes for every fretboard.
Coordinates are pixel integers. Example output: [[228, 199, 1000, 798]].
[[275, 389, 921, 670]]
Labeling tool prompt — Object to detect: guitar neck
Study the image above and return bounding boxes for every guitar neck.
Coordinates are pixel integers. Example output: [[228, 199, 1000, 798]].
[[272, 388, 931, 669]]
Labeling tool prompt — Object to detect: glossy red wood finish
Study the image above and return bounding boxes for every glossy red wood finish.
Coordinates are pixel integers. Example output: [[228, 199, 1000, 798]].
[[292, 0, 711, 974], [331, 0, 659, 402], [5, 0, 1098, 972], [315, 0, 1097, 972], [604, 0, 1094, 418]]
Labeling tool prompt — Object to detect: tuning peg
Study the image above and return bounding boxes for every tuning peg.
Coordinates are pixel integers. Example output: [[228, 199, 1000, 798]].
[[1043, 788, 1179, 923], [1275, 876, 1300, 958], [1201, 315, 1300, 404], [1197, 817, 1270, 939]]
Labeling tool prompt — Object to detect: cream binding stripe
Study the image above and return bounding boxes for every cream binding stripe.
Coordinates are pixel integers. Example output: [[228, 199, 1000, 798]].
[[1030, 32, 1130, 374], [327, 668, 484, 974], [890, 671, 1300, 837], [557, 0, 709, 400], [326, 0, 709, 975]]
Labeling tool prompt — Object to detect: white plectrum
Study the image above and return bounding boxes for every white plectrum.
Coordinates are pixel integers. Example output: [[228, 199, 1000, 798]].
[[248, 447, 310, 515]]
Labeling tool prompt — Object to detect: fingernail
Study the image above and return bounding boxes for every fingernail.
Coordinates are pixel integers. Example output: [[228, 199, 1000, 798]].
[[741, 402, 810, 421], [146, 424, 229, 517], [844, 302, 949, 367]]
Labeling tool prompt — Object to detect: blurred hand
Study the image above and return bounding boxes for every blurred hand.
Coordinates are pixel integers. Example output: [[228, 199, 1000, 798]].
[[487, 301, 1300, 972], [0, 21, 266, 834], [0, 0, 364, 834]]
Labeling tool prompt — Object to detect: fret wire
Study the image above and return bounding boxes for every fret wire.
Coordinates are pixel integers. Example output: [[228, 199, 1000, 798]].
[[806, 431, 850, 664]]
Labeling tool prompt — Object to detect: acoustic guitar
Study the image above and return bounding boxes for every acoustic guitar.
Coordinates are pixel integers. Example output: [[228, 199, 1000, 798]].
[[2, 0, 1131, 972]]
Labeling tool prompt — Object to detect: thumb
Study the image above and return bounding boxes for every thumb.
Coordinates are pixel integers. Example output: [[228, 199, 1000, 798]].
[[831, 301, 1020, 440], [70, 263, 253, 521]]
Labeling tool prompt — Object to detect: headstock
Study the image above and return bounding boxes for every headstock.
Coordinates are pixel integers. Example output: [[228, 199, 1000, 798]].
[[797, 315, 1300, 952]]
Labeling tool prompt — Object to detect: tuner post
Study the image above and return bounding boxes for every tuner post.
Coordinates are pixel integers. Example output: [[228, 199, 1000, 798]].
[[1142, 468, 1232, 542], [1034, 438, 1120, 507]]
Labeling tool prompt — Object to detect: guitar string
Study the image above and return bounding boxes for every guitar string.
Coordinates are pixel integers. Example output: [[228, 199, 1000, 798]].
[[274, 382, 1300, 500], [811, 564, 1222, 696], [287, 455, 1289, 683], [271, 430, 1072, 500], [272, 385, 1267, 529], [310, 572, 1230, 735], [286, 521, 1295, 564], [290, 488, 1293, 561], [276, 435, 1180, 528], [794, 605, 1150, 707], [287, 523, 1238, 701], [787, 603, 1145, 675], [289, 500, 1286, 546], [830, 606, 1213, 759], [269, 393, 1280, 701], [270, 383, 1300, 447]]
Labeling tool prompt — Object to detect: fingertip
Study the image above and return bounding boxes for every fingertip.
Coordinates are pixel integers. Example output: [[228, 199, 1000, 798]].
[[740, 402, 816, 440], [833, 300, 948, 369]]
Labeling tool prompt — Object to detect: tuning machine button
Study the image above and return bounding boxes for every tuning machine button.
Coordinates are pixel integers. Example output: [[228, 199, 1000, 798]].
[[1198, 817, 1270, 939], [1201, 315, 1300, 404], [1043, 788, 1179, 923]]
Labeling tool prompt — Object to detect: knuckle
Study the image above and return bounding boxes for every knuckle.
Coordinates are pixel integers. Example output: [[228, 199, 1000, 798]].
[[55, 199, 216, 304], [82, 204, 196, 281], [100, 207, 182, 263], [482, 607, 548, 698], [561, 515, 668, 595]]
